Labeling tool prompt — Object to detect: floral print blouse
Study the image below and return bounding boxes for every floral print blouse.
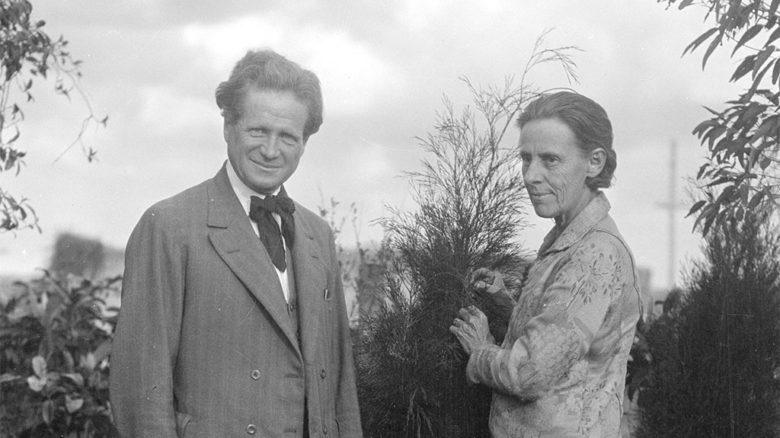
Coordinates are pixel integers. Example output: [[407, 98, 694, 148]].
[[466, 193, 642, 437]]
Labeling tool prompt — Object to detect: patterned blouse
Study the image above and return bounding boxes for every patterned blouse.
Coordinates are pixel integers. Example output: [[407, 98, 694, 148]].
[[466, 193, 642, 437]]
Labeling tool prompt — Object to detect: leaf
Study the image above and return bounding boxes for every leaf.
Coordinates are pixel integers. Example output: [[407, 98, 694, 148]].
[[732, 24, 764, 56], [80, 353, 96, 371], [42, 400, 53, 424], [773, 57, 780, 84], [62, 372, 84, 387], [702, 207, 718, 236], [752, 116, 778, 139], [684, 27, 719, 57], [0, 373, 19, 384], [770, 0, 780, 20], [92, 339, 112, 366], [731, 55, 756, 82], [707, 176, 732, 187], [767, 25, 780, 46], [748, 190, 765, 209], [65, 395, 84, 413], [687, 200, 707, 217], [678, 0, 694, 9], [32, 355, 47, 378], [739, 182, 750, 204], [696, 163, 710, 180], [752, 46, 776, 79], [27, 375, 46, 392]]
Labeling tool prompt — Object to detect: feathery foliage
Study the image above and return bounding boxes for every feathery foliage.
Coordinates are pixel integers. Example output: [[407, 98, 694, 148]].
[[355, 32, 580, 437]]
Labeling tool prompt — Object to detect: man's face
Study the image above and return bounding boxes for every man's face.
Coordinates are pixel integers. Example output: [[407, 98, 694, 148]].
[[224, 88, 309, 195]]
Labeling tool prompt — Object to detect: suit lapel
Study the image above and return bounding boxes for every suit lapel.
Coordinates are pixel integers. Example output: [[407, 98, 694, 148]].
[[291, 206, 327, 361], [206, 166, 301, 356]]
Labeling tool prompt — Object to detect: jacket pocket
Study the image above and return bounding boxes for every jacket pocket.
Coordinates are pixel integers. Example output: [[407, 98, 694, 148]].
[[175, 411, 193, 437]]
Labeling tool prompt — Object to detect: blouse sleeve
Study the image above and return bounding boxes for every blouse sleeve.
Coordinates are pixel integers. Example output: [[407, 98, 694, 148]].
[[466, 233, 626, 400]]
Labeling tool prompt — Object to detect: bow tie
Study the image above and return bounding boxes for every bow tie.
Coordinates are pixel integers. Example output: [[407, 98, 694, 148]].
[[249, 191, 296, 271]]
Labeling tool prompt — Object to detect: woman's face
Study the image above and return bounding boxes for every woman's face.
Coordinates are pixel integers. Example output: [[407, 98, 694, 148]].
[[519, 118, 604, 227]]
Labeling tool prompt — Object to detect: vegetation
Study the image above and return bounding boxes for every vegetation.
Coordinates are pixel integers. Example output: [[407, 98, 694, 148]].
[[0, 272, 120, 437], [658, 0, 780, 235], [635, 209, 780, 437], [354, 33, 578, 437], [0, 0, 106, 233]]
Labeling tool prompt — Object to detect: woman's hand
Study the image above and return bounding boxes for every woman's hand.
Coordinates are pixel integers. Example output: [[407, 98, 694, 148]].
[[470, 268, 507, 296], [449, 305, 492, 355]]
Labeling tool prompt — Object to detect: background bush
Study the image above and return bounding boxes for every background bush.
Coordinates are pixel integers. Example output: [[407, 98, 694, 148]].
[[0, 272, 119, 437], [636, 210, 780, 437]]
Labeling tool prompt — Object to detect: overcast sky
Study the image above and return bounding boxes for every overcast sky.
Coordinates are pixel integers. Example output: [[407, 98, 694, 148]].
[[0, 0, 744, 294]]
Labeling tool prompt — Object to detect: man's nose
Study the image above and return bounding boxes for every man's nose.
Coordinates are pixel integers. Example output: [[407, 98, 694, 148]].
[[259, 137, 281, 159]]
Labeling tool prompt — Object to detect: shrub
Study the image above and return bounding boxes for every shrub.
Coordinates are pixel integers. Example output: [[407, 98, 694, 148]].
[[0, 271, 120, 437], [636, 210, 780, 437]]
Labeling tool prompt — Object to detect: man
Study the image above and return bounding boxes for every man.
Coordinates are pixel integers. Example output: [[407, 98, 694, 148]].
[[109, 49, 363, 438]]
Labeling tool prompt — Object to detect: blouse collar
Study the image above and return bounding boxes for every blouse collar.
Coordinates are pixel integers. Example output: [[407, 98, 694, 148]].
[[538, 191, 611, 256]]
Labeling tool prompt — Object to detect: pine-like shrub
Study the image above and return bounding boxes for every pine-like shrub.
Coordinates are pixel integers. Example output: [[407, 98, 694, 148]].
[[636, 210, 780, 437], [354, 34, 579, 438]]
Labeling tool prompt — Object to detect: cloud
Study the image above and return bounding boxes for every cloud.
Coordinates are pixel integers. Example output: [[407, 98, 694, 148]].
[[137, 85, 215, 131], [180, 15, 406, 117]]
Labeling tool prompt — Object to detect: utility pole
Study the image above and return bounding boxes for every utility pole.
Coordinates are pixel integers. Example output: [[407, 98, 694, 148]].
[[668, 141, 677, 289], [657, 141, 684, 290]]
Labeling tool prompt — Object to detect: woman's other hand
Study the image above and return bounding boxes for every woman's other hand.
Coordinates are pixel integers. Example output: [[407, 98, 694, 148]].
[[470, 268, 507, 296], [450, 305, 492, 354]]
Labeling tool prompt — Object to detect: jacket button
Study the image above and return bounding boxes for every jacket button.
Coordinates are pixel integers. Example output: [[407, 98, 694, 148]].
[[250, 369, 261, 380], [320, 368, 327, 379], [246, 424, 257, 435]]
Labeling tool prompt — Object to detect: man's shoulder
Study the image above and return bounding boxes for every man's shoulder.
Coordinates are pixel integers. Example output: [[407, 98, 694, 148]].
[[136, 177, 215, 230]]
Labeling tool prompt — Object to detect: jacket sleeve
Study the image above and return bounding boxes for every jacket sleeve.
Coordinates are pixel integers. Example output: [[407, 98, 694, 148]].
[[326, 229, 364, 437], [466, 234, 625, 400], [109, 207, 185, 438]]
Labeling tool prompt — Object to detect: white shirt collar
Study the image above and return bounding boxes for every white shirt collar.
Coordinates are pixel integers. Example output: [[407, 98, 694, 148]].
[[225, 159, 281, 214]]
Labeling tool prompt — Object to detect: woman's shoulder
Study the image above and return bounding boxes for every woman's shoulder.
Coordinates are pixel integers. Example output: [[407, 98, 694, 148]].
[[567, 217, 636, 271]]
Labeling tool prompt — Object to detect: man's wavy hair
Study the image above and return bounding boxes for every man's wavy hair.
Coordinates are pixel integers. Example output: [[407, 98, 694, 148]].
[[215, 49, 323, 141], [518, 91, 616, 189]]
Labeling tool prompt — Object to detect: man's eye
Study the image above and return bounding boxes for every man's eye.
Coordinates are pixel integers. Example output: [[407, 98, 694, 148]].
[[280, 135, 298, 145]]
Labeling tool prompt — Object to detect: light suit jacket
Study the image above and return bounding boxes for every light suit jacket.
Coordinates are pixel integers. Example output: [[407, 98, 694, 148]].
[[109, 165, 363, 438]]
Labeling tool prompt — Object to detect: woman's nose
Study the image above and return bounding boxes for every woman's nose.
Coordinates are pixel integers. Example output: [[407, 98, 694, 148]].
[[523, 160, 543, 184]]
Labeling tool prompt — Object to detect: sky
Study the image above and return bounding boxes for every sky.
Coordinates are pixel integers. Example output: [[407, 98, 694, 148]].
[[0, 0, 744, 295]]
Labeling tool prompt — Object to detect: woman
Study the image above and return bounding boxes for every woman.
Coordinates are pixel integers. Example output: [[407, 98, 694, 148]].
[[450, 91, 642, 437]]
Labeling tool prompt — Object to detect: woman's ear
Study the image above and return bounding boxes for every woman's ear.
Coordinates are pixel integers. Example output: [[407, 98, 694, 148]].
[[587, 148, 607, 178]]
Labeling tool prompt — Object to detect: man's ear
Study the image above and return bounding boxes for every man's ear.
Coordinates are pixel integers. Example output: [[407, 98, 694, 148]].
[[222, 119, 229, 143], [587, 148, 607, 178]]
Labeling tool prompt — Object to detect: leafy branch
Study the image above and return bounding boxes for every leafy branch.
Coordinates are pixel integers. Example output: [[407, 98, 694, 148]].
[[0, 0, 107, 233], [660, 0, 780, 235]]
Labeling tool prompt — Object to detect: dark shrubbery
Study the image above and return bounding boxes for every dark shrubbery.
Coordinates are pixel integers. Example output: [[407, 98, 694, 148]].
[[0, 272, 120, 437], [636, 211, 780, 437]]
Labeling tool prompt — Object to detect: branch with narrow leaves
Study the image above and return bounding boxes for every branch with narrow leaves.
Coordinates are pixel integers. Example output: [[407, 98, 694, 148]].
[[659, 0, 780, 234]]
